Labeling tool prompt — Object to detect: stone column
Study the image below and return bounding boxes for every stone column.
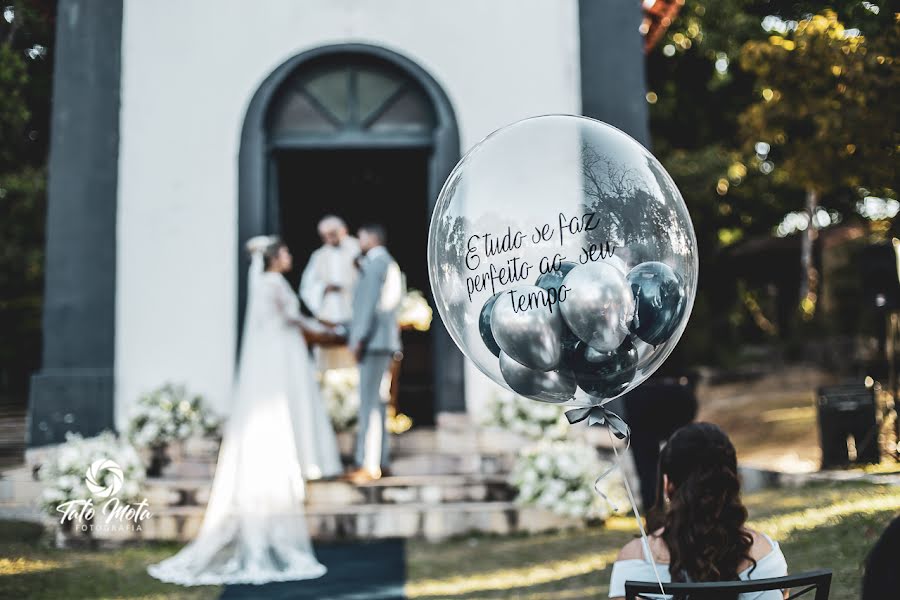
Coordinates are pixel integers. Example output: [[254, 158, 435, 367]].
[[579, 0, 651, 147], [29, 0, 123, 446]]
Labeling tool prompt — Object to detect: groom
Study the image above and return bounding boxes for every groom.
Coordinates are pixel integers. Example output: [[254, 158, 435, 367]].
[[347, 224, 403, 483]]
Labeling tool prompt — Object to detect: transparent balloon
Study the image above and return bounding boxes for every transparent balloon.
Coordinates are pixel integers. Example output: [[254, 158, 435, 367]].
[[428, 115, 698, 407]]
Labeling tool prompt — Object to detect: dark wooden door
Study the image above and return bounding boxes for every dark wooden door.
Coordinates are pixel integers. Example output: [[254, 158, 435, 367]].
[[275, 148, 436, 426]]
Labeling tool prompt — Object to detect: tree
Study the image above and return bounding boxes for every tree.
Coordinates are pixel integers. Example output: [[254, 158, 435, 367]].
[[0, 1, 54, 408], [644, 0, 805, 363], [643, 1, 897, 365], [738, 10, 899, 318]]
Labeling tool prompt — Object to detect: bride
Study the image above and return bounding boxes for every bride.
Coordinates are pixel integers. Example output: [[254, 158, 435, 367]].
[[148, 235, 342, 585]]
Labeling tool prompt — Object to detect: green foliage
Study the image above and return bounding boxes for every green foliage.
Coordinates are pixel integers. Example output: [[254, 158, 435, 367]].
[[0, 44, 29, 168], [0, 167, 45, 382], [0, 167, 45, 289], [1, 1, 54, 169], [738, 11, 898, 197], [0, 2, 54, 402], [647, 1, 898, 364]]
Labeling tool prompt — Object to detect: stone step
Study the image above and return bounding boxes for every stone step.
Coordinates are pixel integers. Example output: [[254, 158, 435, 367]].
[[155, 459, 216, 479], [328, 474, 513, 506], [0, 456, 522, 517], [142, 473, 516, 508], [390, 451, 514, 476], [151, 426, 525, 466], [135, 500, 582, 543], [156, 447, 517, 479], [0, 465, 41, 505], [164, 429, 482, 462]]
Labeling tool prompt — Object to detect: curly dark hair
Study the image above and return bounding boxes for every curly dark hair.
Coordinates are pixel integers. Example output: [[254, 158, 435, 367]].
[[646, 422, 755, 598]]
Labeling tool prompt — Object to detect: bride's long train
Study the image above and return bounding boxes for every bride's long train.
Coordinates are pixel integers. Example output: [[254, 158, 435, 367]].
[[148, 240, 340, 585]]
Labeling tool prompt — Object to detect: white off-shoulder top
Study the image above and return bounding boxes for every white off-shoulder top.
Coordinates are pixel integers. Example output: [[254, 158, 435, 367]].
[[608, 533, 788, 599]]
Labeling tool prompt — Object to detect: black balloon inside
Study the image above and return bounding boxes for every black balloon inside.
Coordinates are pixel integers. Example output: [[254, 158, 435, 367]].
[[560, 324, 581, 365], [536, 260, 581, 360], [534, 260, 578, 293], [568, 337, 638, 398], [479, 292, 503, 357], [627, 261, 686, 347]]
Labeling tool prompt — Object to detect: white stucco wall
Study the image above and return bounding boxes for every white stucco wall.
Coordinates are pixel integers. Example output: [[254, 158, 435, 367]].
[[115, 0, 581, 428]]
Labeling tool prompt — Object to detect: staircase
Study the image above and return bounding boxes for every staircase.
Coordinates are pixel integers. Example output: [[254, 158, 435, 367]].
[[137, 426, 582, 542], [0, 424, 584, 544]]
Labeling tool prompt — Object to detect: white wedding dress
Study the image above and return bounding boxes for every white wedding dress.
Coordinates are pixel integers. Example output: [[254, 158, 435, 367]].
[[147, 251, 342, 586]]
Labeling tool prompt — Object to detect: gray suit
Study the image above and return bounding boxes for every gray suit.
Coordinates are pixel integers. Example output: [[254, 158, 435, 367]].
[[349, 246, 402, 472]]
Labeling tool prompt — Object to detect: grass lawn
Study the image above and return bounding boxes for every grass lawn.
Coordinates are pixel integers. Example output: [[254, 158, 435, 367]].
[[406, 482, 900, 600], [0, 521, 221, 600], [0, 482, 896, 599]]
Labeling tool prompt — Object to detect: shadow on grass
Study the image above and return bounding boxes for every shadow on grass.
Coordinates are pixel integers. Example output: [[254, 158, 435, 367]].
[[409, 569, 611, 600], [409, 526, 632, 583], [777, 508, 893, 600], [0, 521, 219, 600], [0, 519, 44, 543], [0, 561, 212, 600], [0, 522, 405, 600], [407, 527, 631, 600]]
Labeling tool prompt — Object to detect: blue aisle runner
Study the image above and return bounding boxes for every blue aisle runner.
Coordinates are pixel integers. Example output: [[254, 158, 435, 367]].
[[219, 539, 406, 600]]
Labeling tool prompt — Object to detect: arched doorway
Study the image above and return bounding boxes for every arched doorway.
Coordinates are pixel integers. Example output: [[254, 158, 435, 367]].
[[238, 45, 463, 425]]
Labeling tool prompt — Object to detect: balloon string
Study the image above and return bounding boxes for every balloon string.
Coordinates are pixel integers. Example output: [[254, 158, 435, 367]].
[[592, 417, 631, 511], [606, 426, 667, 598]]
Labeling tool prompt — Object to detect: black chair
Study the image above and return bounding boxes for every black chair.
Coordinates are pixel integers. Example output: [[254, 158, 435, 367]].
[[625, 569, 832, 599]]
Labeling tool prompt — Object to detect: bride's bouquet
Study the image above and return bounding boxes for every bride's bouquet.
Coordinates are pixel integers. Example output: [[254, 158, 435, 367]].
[[128, 383, 221, 449]]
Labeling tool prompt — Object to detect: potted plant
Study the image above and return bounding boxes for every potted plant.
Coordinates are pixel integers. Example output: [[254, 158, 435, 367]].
[[128, 383, 221, 477], [319, 367, 360, 455]]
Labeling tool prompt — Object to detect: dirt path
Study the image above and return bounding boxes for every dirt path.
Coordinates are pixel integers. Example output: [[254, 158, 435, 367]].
[[696, 366, 837, 473]]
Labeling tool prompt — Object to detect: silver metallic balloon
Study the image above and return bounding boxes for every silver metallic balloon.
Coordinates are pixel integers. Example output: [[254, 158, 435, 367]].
[[499, 351, 576, 403], [490, 285, 564, 371], [427, 116, 698, 407], [560, 263, 635, 353]]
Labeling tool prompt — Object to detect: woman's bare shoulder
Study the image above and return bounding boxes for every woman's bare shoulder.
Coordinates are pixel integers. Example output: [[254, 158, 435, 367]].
[[616, 530, 669, 563], [616, 538, 645, 561], [744, 527, 776, 561]]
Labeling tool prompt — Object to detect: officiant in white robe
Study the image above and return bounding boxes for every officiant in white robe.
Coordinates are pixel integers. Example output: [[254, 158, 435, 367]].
[[299, 215, 360, 370]]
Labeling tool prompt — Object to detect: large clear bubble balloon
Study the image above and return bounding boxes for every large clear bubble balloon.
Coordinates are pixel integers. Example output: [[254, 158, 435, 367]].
[[428, 115, 698, 406]]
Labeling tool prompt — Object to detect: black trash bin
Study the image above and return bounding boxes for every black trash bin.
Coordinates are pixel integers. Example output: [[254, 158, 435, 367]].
[[817, 384, 880, 468]]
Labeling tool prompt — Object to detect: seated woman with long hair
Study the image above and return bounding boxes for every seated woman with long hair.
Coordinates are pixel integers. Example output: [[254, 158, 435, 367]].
[[609, 422, 788, 599]]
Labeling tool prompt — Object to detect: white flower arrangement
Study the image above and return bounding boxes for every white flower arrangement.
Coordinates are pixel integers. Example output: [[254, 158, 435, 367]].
[[482, 391, 569, 441], [37, 431, 145, 515], [320, 367, 360, 432], [128, 383, 221, 448], [398, 289, 433, 331], [510, 439, 627, 521]]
